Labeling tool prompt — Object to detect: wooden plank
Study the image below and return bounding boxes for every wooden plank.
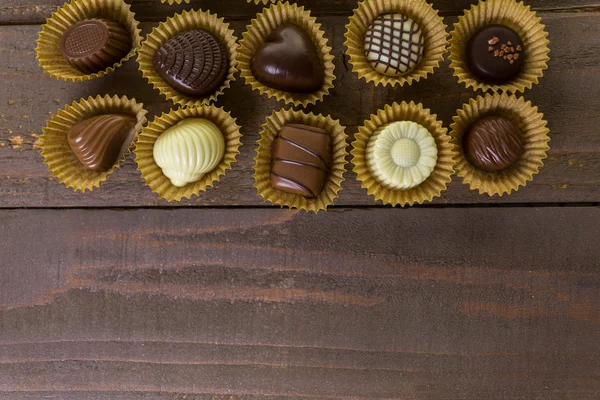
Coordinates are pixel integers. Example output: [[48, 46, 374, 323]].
[[1, 13, 600, 207], [0, 207, 599, 399], [1, 0, 600, 24]]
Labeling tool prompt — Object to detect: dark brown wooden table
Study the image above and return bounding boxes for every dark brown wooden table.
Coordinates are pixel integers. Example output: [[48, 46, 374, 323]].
[[1, 0, 599, 399]]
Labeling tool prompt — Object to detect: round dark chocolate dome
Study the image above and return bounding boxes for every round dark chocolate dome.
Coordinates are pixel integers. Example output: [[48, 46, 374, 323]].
[[465, 25, 525, 84], [463, 116, 524, 172]]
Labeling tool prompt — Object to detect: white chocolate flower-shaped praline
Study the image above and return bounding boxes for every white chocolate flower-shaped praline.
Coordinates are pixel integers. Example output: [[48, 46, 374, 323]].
[[153, 118, 225, 187], [366, 121, 437, 189]]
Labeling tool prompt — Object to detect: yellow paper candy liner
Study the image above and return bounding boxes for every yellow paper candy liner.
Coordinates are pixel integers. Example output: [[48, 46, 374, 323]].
[[35, 0, 142, 82], [344, 0, 448, 88], [253, 109, 348, 213], [351, 102, 455, 207], [449, 0, 550, 93], [160, 0, 190, 3], [135, 106, 242, 202], [137, 9, 238, 107], [41, 95, 147, 192], [450, 93, 550, 196], [238, 1, 336, 108]]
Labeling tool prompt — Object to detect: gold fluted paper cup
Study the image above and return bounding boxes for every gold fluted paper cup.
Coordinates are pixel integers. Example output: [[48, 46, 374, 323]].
[[138, 9, 238, 107], [41, 95, 147, 192], [450, 93, 550, 196], [135, 105, 242, 202], [449, 0, 550, 93], [35, 0, 142, 81], [238, 1, 336, 108], [344, 0, 447, 88], [351, 102, 455, 206], [253, 109, 348, 213], [160, 0, 190, 3]]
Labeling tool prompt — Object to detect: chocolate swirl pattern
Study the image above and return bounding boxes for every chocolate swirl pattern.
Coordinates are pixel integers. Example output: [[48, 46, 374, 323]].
[[153, 30, 229, 98], [463, 116, 524, 172], [59, 19, 132, 74], [364, 14, 424, 77], [67, 114, 137, 172], [270, 124, 332, 198]]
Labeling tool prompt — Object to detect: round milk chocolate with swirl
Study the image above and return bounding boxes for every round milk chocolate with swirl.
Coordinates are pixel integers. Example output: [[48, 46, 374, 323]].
[[153, 30, 229, 98], [59, 19, 132, 74], [364, 14, 424, 77], [463, 116, 523, 172]]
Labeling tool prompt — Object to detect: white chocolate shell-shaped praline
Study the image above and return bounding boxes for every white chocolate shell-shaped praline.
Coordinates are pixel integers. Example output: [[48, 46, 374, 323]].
[[153, 118, 225, 187], [366, 121, 437, 189]]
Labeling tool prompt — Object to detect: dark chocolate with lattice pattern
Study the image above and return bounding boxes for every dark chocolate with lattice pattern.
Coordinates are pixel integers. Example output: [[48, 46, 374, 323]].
[[364, 14, 424, 77], [59, 19, 131, 74], [153, 30, 228, 98]]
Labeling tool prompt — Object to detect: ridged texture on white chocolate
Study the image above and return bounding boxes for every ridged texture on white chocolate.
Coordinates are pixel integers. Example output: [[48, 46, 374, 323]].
[[366, 121, 437, 190], [153, 118, 225, 187]]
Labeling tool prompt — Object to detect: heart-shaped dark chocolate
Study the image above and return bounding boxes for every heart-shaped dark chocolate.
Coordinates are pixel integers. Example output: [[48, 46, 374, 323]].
[[251, 24, 325, 93]]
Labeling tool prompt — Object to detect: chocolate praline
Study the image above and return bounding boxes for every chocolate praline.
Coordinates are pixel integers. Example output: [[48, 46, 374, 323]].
[[270, 124, 331, 198], [466, 25, 525, 84], [153, 30, 229, 98], [364, 14, 425, 77], [251, 24, 325, 93], [68, 114, 137, 172], [463, 116, 523, 172], [60, 19, 131, 74]]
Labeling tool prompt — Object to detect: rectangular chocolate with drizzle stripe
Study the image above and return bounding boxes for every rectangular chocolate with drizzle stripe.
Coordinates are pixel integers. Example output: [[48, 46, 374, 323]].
[[270, 124, 332, 198]]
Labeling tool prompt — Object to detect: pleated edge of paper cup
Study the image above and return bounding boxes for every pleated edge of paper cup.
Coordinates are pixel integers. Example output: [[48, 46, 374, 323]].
[[41, 94, 148, 192], [351, 101, 456, 206], [343, 0, 448, 88], [449, 93, 550, 196], [35, 0, 143, 82], [238, 1, 336, 108], [448, 0, 551, 94], [253, 108, 348, 213], [247, 0, 278, 4], [135, 105, 243, 202], [137, 9, 239, 107]]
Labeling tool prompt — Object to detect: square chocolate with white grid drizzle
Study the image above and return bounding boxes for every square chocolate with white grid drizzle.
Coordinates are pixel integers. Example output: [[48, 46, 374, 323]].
[[270, 124, 332, 198], [364, 14, 424, 77]]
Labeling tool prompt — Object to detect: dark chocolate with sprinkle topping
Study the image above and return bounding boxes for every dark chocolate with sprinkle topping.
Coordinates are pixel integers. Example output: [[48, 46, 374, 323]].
[[153, 30, 228, 98], [466, 25, 525, 84], [270, 124, 332, 198]]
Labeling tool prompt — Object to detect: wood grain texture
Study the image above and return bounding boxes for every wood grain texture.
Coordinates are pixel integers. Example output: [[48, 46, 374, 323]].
[[1, 12, 600, 207], [1, 0, 600, 24], [0, 207, 599, 399], [1, 1, 599, 398]]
